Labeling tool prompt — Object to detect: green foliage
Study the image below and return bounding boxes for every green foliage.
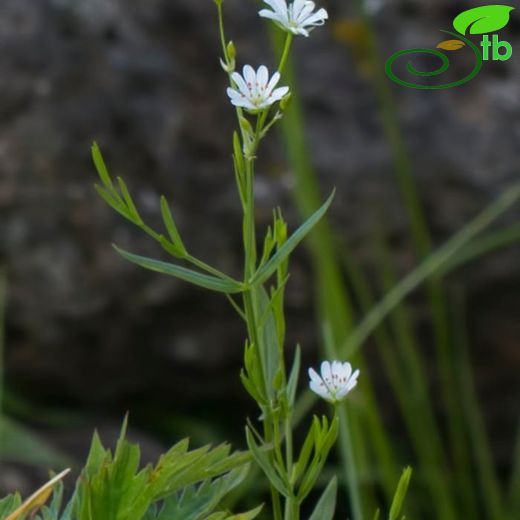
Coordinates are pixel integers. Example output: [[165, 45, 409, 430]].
[[72, 422, 253, 520], [113, 246, 244, 294], [1, 423, 256, 520], [91, 143, 242, 293], [249, 191, 335, 286], [308, 477, 337, 520], [388, 467, 412, 520], [0, 494, 22, 518]]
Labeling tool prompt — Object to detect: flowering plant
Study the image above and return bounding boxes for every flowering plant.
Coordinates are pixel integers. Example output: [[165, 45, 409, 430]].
[[0, 2, 414, 519]]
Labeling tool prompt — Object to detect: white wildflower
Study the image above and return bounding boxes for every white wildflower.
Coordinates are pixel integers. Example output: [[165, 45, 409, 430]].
[[227, 65, 289, 112], [259, 0, 329, 37], [309, 360, 360, 404]]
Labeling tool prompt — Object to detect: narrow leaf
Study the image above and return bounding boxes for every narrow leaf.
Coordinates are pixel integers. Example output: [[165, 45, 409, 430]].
[[114, 245, 244, 294], [227, 504, 263, 520], [308, 477, 337, 520], [249, 191, 335, 286], [160, 195, 187, 254], [117, 176, 143, 224], [245, 427, 290, 497], [389, 467, 413, 520], [92, 142, 115, 192], [94, 185, 130, 221]]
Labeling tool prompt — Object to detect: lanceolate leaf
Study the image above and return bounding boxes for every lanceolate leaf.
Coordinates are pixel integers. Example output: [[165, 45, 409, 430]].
[[113, 246, 244, 294], [245, 427, 290, 497], [308, 477, 337, 520], [453, 5, 515, 35], [92, 142, 115, 192], [389, 467, 413, 520], [160, 195, 187, 254], [249, 191, 335, 286]]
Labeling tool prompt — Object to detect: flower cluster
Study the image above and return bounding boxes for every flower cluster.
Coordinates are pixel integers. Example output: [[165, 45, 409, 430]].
[[225, 0, 328, 112], [308, 360, 360, 404]]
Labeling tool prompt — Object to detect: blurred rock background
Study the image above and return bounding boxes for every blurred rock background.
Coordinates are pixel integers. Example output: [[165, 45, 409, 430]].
[[0, 0, 519, 499]]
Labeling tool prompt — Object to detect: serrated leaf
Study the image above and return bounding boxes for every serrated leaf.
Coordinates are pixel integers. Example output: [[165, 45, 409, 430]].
[[436, 39, 466, 51], [113, 245, 244, 294], [308, 477, 337, 520], [453, 5, 515, 35], [249, 191, 335, 286]]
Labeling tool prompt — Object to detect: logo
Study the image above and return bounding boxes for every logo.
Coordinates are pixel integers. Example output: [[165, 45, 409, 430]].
[[385, 4, 515, 89]]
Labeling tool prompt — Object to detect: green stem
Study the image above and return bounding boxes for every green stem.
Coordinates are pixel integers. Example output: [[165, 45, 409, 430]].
[[216, 1, 229, 63], [185, 254, 236, 282], [278, 33, 293, 73], [338, 406, 364, 520]]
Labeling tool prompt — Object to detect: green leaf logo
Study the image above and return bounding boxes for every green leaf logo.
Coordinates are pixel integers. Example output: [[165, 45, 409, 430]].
[[453, 5, 515, 35]]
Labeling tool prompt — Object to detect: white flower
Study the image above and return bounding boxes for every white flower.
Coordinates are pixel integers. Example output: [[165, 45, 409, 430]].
[[309, 361, 360, 403], [259, 0, 329, 37], [227, 65, 289, 112]]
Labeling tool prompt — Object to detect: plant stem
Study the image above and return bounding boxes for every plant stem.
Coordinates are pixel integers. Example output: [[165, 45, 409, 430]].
[[338, 406, 364, 520], [278, 33, 293, 73]]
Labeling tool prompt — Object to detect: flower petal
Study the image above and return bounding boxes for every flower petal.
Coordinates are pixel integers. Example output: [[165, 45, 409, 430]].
[[256, 65, 269, 90], [341, 362, 352, 382], [243, 64, 256, 86], [310, 379, 333, 401], [231, 72, 251, 97], [301, 8, 328, 27], [264, 0, 288, 15], [259, 9, 284, 23], [320, 360, 332, 385], [308, 367, 322, 384], [269, 86, 289, 103], [292, 0, 309, 19], [266, 71, 281, 94]]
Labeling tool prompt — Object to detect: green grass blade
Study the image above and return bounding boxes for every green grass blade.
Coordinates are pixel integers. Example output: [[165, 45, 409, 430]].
[[388, 467, 412, 520], [439, 224, 520, 275], [508, 421, 520, 518], [452, 288, 504, 519], [341, 182, 520, 358]]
